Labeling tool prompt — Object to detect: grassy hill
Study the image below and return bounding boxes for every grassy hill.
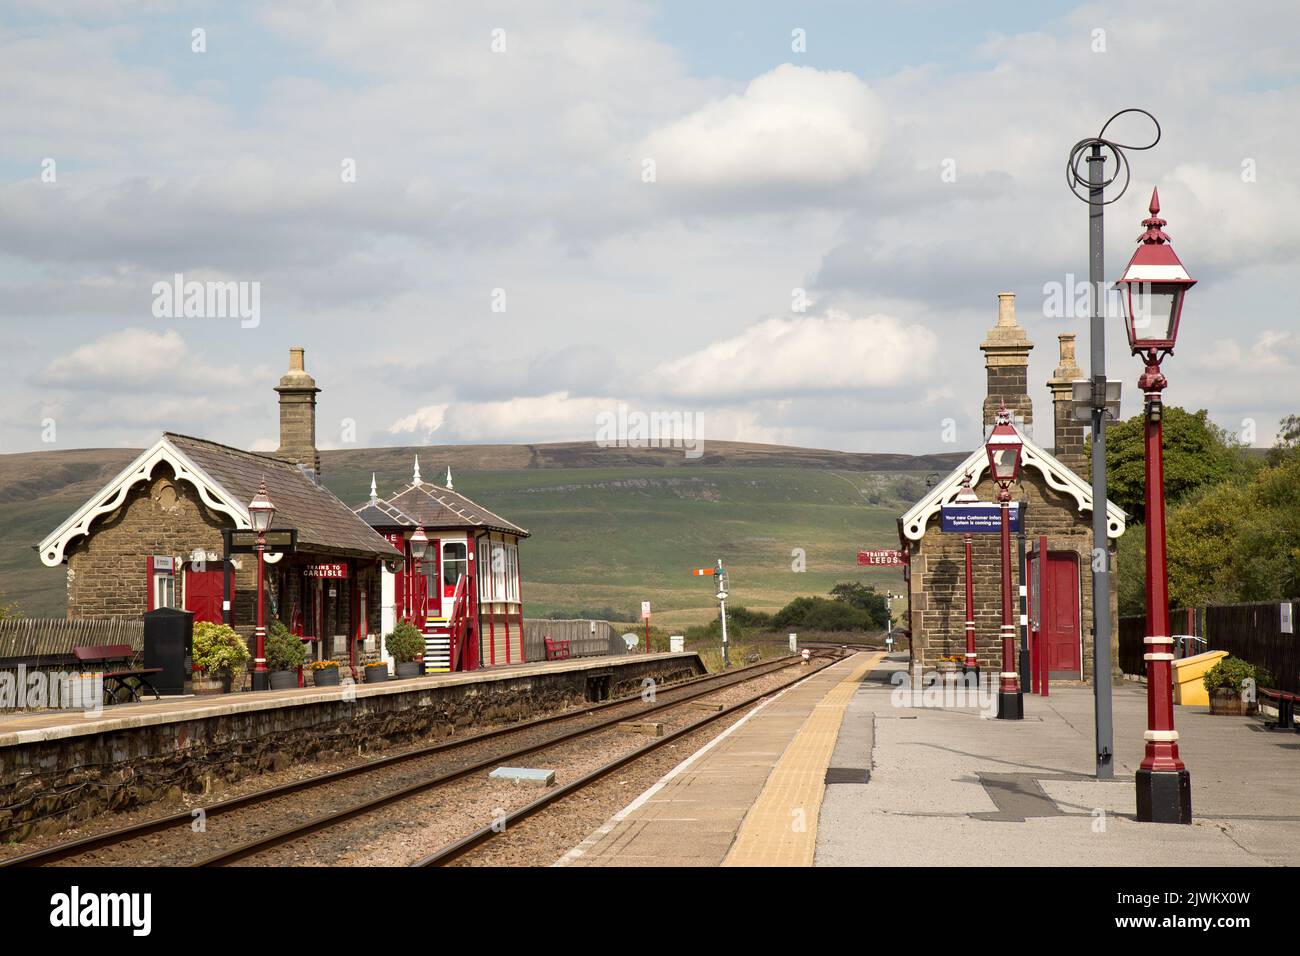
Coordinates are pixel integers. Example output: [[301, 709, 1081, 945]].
[[0, 440, 962, 625]]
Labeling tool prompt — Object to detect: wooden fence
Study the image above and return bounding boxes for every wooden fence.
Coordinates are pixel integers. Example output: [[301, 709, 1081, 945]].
[[1119, 601, 1299, 693], [522, 619, 622, 662], [0, 618, 144, 666]]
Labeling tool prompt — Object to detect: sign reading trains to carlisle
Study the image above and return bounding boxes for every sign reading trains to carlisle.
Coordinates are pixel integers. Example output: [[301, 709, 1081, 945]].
[[303, 563, 349, 579], [940, 502, 1022, 534], [857, 549, 906, 567]]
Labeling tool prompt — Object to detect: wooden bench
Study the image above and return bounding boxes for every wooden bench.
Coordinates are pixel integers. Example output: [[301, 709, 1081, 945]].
[[1259, 687, 1298, 732], [543, 636, 571, 661], [74, 644, 162, 704]]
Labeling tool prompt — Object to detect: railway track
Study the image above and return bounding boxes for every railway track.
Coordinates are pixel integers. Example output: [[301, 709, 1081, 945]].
[[413, 652, 842, 867], [1, 653, 834, 867]]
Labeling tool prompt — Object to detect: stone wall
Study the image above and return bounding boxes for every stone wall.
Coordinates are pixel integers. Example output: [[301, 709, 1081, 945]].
[[907, 470, 1119, 680], [0, 653, 704, 842], [65, 466, 249, 620]]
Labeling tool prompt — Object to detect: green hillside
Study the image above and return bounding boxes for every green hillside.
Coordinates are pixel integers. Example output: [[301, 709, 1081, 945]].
[[0, 441, 960, 624]]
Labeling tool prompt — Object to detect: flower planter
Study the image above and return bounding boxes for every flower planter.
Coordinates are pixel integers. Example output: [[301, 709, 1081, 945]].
[[1209, 687, 1256, 716], [192, 675, 228, 696], [936, 660, 959, 674], [312, 667, 340, 687], [395, 661, 421, 679], [269, 670, 298, 691], [365, 663, 389, 684]]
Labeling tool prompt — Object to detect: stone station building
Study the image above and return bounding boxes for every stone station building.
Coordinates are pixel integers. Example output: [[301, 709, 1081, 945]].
[[897, 293, 1126, 682], [36, 349, 402, 680]]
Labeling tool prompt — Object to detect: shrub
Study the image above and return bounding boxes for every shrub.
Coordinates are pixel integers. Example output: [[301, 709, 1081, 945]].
[[385, 620, 425, 663], [772, 596, 874, 632], [266, 620, 306, 671], [1203, 656, 1273, 693], [192, 621, 251, 678]]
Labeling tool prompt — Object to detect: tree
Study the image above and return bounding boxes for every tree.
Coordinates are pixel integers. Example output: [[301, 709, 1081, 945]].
[[1267, 413, 1300, 465], [1094, 407, 1246, 522], [773, 596, 874, 632], [828, 582, 889, 628]]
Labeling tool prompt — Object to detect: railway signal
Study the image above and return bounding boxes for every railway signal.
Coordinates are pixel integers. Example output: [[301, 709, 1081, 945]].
[[692, 560, 730, 668]]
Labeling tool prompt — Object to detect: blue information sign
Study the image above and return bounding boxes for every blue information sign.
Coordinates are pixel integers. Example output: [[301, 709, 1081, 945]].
[[940, 502, 1021, 533]]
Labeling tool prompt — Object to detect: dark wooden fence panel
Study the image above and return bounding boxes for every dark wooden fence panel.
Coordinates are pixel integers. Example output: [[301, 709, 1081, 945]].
[[1205, 601, 1299, 693], [1119, 601, 1299, 692], [1118, 614, 1146, 677]]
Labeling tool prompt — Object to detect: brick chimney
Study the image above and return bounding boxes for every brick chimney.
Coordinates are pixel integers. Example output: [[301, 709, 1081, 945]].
[[274, 347, 321, 480], [1047, 333, 1086, 473], [980, 292, 1034, 434]]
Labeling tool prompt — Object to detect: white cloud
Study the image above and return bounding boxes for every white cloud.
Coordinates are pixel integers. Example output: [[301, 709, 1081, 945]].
[[652, 311, 936, 400], [388, 393, 611, 445], [38, 327, 263, 393], [641, 64, 885, 189]]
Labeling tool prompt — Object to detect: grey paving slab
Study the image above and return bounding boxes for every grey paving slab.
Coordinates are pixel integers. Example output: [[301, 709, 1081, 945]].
[[816, 658, 1300, 867]]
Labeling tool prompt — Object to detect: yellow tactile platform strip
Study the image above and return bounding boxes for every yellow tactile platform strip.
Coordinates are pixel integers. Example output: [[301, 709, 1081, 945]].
[[722, 652, 881, 867]]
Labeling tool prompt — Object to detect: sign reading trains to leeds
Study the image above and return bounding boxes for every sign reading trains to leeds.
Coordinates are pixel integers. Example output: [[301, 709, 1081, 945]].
[[304, 563, 349, 579], [940, 502, 1022, 534], [857, 549, 906, 567]]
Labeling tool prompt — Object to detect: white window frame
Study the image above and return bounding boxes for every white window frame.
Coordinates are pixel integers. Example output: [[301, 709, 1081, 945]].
[[154, 572, 176, 609], [477, 538, 491, 602], [491, 540, 506, 602]]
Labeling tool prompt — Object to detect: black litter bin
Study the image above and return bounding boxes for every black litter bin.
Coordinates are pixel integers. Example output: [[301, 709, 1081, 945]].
[[143, 607, 194, 695]]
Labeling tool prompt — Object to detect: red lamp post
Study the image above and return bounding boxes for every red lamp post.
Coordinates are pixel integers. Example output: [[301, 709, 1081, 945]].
[[955, 472, 980, 675], [248, 478, 276, 692], [409, 526, 429, 626], [1115, 188, 1195, 824], [985, 405, 1024, 720]]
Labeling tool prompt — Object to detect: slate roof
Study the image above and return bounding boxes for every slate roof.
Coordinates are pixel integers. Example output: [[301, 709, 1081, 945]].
[[356, 481, 529, 537], [165, 433, 401, 559]]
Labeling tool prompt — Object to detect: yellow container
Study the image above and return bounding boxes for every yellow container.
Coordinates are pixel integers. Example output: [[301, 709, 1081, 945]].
[[1171, 649, 1228, 707]]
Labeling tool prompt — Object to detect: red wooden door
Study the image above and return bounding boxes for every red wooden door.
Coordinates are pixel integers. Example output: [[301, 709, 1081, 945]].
[[185, 568, 226, 624], [1042, 552, 1081, 679]]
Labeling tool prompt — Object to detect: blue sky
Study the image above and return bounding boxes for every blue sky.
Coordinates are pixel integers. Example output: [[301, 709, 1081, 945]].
[[0, 0, 1296, 457]]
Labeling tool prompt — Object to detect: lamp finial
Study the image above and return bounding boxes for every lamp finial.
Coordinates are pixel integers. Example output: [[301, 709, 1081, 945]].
[[1138, 188, 1171, 245]]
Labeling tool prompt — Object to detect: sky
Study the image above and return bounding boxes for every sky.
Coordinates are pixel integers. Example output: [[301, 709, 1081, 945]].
[[1, 0, 1297, 457]]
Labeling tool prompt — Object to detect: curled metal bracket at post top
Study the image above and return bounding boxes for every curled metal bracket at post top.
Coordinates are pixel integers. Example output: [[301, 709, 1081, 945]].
[[1066, 108, 1162, 205]]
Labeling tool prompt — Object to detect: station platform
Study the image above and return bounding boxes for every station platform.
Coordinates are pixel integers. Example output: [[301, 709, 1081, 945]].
[[559, 651, 884, 867], [561, 652, 1300, 867]]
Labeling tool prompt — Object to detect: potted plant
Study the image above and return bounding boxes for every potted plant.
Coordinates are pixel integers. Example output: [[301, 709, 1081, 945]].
[[364, 659, 389, 683], [266, 620, 306, 690], [385, 620, 425, 679], [1203, 656, 1272, 716], [191, 621, 251, 694], [310, 660, 341, 687]]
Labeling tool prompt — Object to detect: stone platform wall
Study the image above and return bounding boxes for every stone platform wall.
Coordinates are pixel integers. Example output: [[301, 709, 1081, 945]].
[[0, 653, 704, 842]]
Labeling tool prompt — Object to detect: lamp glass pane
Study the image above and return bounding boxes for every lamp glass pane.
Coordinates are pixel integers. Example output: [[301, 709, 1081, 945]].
[[1128, 283, 1178, 343], [250, 507, 271, 533]]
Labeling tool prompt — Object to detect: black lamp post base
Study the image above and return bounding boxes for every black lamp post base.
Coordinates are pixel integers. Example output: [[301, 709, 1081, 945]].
[[251, 671, 269, 692], [1136, 768, 1192, 824], [997, 690, 1023, 720]]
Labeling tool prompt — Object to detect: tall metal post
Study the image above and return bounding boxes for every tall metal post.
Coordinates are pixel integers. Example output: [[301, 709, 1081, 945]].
[[963, 538, 977, 675], [1087, 145, 1116, 778], [1017, 498, 1029, 691], [1136, 357, 1190, 821]]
